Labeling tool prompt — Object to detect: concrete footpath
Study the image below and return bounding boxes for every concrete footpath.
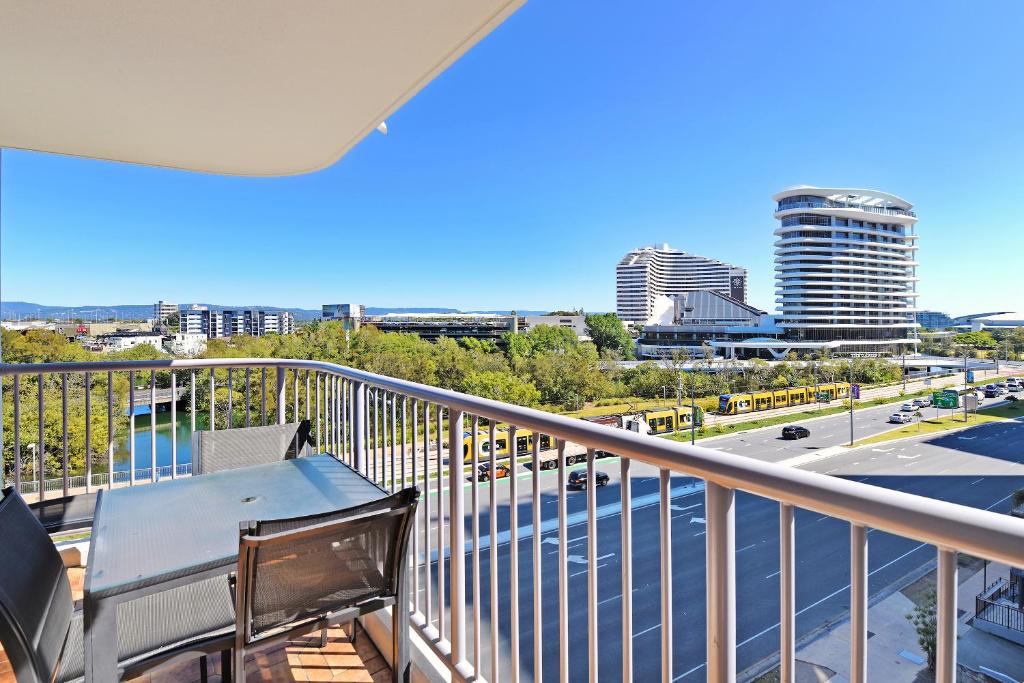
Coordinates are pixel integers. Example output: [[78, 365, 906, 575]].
[[771, 561, 1021, 683]]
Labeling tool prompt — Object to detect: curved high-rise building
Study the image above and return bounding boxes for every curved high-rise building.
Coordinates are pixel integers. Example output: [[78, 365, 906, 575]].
[[616, 243, 747, 323], [773, 186, 919, 354]]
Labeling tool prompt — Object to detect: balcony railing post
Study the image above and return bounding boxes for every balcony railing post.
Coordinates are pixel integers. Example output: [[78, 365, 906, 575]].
[[352, 381, 365, 472], [936, 548, 958, 682], [448, 408, 470, 678], [275, 368, 285, 425], [850, 524, 868, 683], [705, 481, 736, 682]]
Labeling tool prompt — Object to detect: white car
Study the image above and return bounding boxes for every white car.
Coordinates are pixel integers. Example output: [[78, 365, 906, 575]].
[[911, 398, 931, 408], [889, 413, 913, 424], [900, 403, 915, 412]]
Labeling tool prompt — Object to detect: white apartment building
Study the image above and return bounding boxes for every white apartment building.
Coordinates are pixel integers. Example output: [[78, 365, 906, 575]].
[[97, 331, 164, 353], [179, 305, 224, 338], [615, 244, 747, 323], [517, 315, 588, 340], [257, 310, 295, 335], [153, 300, 177, 323], [164, 333, 207, 357], [773, 186, 920, 354]]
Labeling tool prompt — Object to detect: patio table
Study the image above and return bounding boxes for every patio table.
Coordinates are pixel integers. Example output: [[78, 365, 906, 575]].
[[83, 455, 406, 681]]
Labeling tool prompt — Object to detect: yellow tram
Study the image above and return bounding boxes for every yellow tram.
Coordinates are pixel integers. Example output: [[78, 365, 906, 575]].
[[462, 429, 552, 463], [718, 382, 850, 415]]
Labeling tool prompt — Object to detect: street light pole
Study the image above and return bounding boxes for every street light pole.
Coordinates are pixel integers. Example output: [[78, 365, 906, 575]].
[[963, 350, 969, 423], [902, 348, 907, 393], [691, 371, 697, 445]]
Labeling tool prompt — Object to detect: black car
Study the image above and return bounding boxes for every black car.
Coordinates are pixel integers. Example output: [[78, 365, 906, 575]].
[[567, 469, 609, 489], [781, 425, 810, 440]]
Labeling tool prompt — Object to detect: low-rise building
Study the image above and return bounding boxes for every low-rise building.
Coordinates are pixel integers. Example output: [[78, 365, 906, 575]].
[[917, 310, 953, 330], [363, 313, 517, 344], [517, 315, 588, 340], [153, 300, 177, 324], [96, 331, 164, 353], [636, 290, 784, 359], [164, 333, 207, 357]]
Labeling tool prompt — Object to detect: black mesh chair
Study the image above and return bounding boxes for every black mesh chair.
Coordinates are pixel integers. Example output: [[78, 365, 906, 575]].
[[29, 492, 98, 534], [0, 486, 236, 682], [193, 420, 314, 475], [233, 487, 419, 681]]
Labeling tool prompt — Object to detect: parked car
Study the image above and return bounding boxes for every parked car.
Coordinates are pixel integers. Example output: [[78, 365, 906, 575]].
[[985, 389, 999, 398], [477, 462, 511, 481], [889, 413, 913, 424], [781, 425, 810, 440], [567, 469, 609, 489], [911, 398, 931, 408], [900, 403, 915, 412]]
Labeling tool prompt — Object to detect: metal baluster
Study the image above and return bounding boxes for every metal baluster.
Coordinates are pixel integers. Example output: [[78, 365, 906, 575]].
[[305, 370, 311, 426], [315, 374, 322, 452], [587, 447, 598, 683], [532, 433, 544, 683], [422, 402, 433, 633], [436, 405, 446, 642], [37, 375, 45, 499], [129, 371, 136, 486], [275, 368, 285, 426], [390, 393, 397, 492], [344, 378, 351, 461], [324, 375, 331, 454], [449, 409, 468, 675], [779, 503, 795, 683], [850, 524, 868, 683], [508, 425, 519, 683], [411, 399, 420, 617], [620, 455, 633, 683], [13, 375, 21, 493], [107, 372, 114, 489], [190, 371, 196, 434], [170, 371, 177, 478], [61, 374, 69, 496], [470, 419, 482, 677], [353, 381, 365, 473], [227, 369, 233, 429], [245, 368, 251, 427], [292, 369, 298, 425], [556, 439, 570, 683], [400, 398, 408, 490], [84, 372, 92, 492], [149, 371, 157, 481], [381, 391, 388, 488], [706, 482, 736, 681], [209, 369, 216, 432], [936, 549, 957, 683], [261, 368, 267, 426], [659, 468, 672, 682], [489, 423, 499, 683]]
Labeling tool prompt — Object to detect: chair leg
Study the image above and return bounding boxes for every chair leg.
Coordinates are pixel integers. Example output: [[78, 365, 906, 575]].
[[233, 645, 246, 683], [221, 649, 233, 682], [199, 655, 208, 683], [349, 620, 357, 644], [320, 628, 328, 648]]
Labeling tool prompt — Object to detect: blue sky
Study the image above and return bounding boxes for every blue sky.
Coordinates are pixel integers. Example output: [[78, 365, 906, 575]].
[[2, 1, 1023, 316]]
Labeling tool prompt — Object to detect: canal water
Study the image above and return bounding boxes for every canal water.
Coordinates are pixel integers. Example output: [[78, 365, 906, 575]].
[[113, 409, 207, 473]]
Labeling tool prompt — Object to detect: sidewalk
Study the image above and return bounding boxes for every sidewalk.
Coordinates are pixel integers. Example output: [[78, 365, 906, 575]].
[[772, 560, 1019, 683]]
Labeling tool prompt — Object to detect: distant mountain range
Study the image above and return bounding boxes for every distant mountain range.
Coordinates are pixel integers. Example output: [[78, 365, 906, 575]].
[[0, 301, 549, 322]]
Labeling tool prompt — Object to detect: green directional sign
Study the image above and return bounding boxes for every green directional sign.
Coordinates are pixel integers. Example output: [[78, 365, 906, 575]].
[[932, 391, 958, 409], [816, 391, 830, 402]]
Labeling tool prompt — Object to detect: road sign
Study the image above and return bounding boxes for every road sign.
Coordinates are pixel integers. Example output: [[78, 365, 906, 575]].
[[965, 394, 978, 411], [932, 391, 958, 409], [816, 391, 830, 402], [851, 384, 861, 399], [967, 370, 975, 383]]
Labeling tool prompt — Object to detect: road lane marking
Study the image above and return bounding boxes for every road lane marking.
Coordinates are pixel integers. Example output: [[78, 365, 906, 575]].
[[764, 570, 781, 579], [738, 543, 756, 553], [971, 478, 984, 485], [690, 517, 706, 525], [632, 623, 660, 639]]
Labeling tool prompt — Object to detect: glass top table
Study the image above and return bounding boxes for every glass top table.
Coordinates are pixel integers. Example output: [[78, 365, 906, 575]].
[[83, 455, 390, 681]]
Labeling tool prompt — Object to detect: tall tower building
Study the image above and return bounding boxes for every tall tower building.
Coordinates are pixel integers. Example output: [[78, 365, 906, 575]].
[[615, 244, 747, 323], [773, 186, 919, 354]]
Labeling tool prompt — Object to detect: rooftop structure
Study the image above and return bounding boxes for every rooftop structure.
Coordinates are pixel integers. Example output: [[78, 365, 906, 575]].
[[517, 314, 589, 340], [616, 243, 747, 323], [153, 301, 177, 324], [362, 312, 517, 343]]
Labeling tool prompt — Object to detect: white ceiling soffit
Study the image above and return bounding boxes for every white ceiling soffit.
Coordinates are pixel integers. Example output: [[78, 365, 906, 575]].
[[0, 1, 525, 176]]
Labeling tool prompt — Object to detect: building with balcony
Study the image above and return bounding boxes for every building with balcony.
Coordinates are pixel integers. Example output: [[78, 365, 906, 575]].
[[96, 330, 164, 353], [773, 186, 920, 355], [616, 243, 748, 323], [179, 305, 224, 338], [322, 303, 365, 333], [153, 301, 177, 324]]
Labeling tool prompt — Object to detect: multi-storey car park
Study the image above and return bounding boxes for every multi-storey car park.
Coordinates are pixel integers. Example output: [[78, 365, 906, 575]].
[[615, 243, 747, 323], [773, 186, 920, 355]]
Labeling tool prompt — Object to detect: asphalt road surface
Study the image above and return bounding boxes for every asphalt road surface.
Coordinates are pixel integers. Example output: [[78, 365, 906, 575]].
[[411, 398, 1024, 681]]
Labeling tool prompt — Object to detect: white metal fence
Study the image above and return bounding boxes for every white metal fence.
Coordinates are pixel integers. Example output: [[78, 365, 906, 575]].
[[2, 358, 1023, 683]]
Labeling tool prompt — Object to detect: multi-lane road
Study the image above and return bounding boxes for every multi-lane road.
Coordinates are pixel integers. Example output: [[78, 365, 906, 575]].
[[412, 394, 1024, 681]]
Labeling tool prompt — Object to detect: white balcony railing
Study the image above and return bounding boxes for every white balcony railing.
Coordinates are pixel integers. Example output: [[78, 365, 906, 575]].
[[2, 357, 1023, 683]]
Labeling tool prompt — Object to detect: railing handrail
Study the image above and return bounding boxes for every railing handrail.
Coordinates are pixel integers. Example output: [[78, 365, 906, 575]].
[[3, 357, 1024, 568]]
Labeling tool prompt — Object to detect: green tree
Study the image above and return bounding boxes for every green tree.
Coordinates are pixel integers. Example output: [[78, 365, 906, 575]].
[[584, 313, 635, 359], [906, 590, 937, 670], [952, 331, 996, 350]]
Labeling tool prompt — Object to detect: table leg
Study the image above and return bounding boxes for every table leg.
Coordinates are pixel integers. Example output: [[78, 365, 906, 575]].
[[84, 594, 118, 682], [393, 570, 410, 683]]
